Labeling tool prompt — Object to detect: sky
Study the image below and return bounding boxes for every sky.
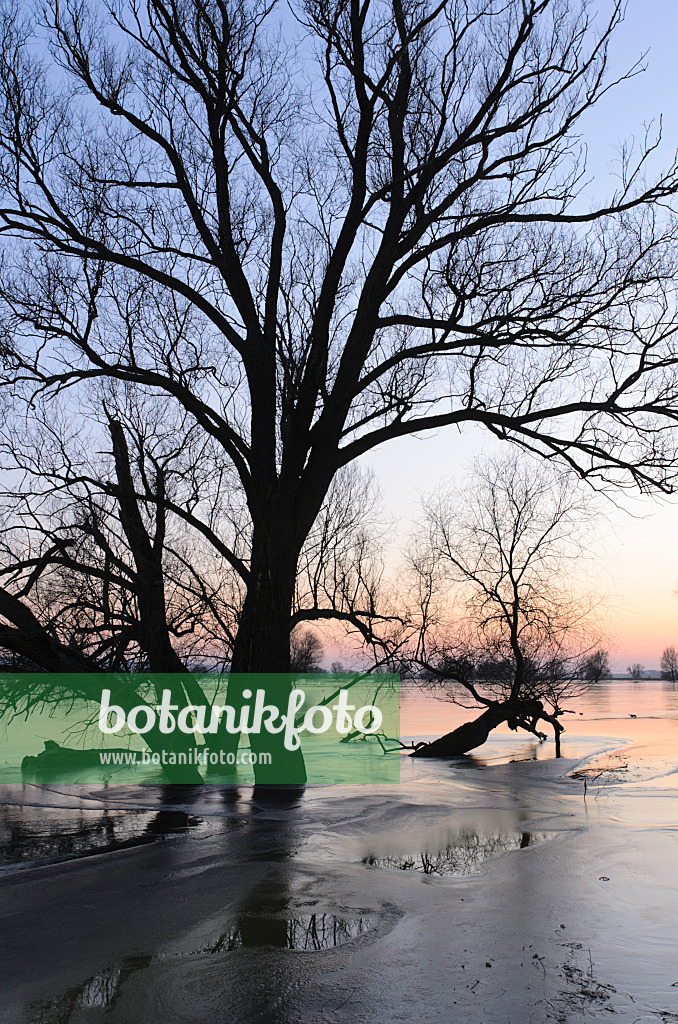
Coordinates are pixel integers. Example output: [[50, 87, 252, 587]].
[[359, 0, 678, 673]]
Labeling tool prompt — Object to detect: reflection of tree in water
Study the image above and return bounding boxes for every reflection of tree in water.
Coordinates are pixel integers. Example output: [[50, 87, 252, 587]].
[[143, 786, 206, 838], [31, 956, 153, 1024], [363, 830, 552, 876], [205, 913, 374, 952], [0, 805, 147, 866], [0, 800, 201, 868], [30, 913, 374, 1023], [26, 791, 379, 1024]]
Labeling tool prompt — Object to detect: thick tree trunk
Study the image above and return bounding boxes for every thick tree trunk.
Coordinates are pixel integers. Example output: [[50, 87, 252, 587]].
[[230, 516, 299, 676], [222, 526, 307, 784], [410, 705, 509, 758], [108, 418, 208, 763]]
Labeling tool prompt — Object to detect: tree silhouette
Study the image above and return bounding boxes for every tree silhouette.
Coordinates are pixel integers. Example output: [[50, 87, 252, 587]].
[[409, 456, 599, 756], [581, 649, 611, 684], [660, 646, 678, 682], [290, 629, 324, 673]]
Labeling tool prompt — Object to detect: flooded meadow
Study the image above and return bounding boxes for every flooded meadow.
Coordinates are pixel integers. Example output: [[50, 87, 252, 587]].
[[1, 679, 678, 1023]]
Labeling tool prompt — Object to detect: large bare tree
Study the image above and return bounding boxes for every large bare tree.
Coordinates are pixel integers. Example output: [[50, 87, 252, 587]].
[[0, 0, 678, 765]]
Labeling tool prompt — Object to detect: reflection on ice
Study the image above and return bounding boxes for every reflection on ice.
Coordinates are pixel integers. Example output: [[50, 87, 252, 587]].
[[363, 828, 554, 876], [30, 916, 375, 1022], [32, 957, 153, 1024], [0, 801, 202, 871], [205, 912, 375, 951], [7, 678, 678, 1024]]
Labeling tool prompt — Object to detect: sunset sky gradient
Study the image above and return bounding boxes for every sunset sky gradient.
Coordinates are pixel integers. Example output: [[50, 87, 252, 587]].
[[359, 1, 678, 672]]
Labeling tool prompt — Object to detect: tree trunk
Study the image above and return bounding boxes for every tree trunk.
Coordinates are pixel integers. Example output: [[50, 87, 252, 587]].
[[223, 526, 307, 784], [0, 589, 204, 783], [410, 705, 509, 758], [411, 699, 560, 759], [230, 558, 294, 675]]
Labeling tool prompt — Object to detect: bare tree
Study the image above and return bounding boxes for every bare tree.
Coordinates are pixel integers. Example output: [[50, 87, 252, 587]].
[[409, 456, 600, 756], [660, 646, 678, 682], [581, 649, 611, 684], [0, 394, 245, 670], [628, 663, 645, 680], [0, 395, 388, 670], [290, 629, 324, 673], [0, 0, 678, 772]]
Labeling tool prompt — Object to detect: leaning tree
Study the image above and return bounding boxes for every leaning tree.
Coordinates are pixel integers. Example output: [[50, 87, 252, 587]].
[[1, 0, 678, 779], [408, 455, 600, 756]]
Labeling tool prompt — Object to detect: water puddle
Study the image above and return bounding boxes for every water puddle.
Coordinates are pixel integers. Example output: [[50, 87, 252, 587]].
[[30, 915, 376, 1021], [0, 803, 202, 872], [31, 957, 153, 1023], [362, 828, 555, 876], [201, 912, 375, 951]]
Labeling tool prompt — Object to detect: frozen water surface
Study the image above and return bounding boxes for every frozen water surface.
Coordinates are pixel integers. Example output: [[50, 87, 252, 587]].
[[2, 680, 678, 1023]]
